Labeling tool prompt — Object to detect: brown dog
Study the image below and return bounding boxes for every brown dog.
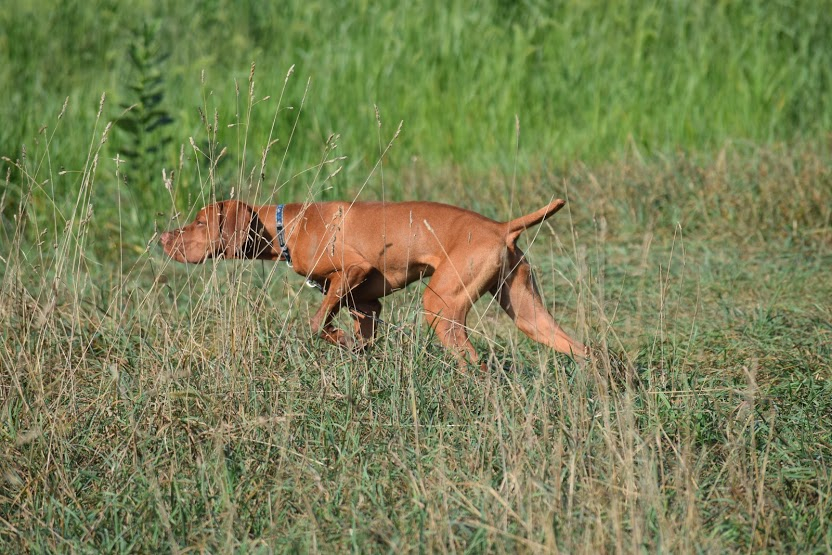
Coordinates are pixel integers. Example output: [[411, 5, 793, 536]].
[[160, 199, 586, 364]]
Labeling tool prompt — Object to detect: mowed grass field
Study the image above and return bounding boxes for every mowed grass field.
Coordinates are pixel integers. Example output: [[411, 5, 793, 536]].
[[2, 1, 832, 552]]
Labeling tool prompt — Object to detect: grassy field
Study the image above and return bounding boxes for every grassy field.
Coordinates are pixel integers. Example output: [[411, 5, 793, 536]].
[[2, 0, 832, 552]]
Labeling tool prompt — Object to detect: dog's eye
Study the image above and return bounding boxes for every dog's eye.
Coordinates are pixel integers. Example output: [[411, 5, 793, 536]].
[[196, 220, 206, 226]]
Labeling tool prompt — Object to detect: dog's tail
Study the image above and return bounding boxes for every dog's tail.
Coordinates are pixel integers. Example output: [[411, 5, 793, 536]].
[[504, 199, 566, 246]]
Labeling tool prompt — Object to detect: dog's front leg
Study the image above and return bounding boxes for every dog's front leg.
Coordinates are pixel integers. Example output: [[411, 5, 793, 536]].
[[308, 263, 373, 351], [309, 278, 350, 348]]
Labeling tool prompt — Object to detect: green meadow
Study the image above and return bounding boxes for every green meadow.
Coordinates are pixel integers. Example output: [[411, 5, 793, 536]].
[[2, 1, 831, 552]]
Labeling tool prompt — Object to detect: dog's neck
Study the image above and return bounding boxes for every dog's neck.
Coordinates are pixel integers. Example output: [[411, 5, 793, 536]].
[[250, 203, 303, 261]]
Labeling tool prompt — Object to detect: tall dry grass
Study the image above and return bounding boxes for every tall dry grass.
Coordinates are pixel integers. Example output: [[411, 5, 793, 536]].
[[2, 71, 830, 551]]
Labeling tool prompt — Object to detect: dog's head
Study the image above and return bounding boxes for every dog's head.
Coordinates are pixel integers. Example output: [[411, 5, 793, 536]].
[[160, 200, 257, 263]]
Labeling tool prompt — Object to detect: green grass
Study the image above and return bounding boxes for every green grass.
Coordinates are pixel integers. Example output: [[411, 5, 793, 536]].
[[2, 0, 831, 174], [4, 0, 831, 256], [2, 1, 832, 551]]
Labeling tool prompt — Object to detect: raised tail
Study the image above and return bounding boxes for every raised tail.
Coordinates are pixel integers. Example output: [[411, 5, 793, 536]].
[[504, 199, 566, 245]]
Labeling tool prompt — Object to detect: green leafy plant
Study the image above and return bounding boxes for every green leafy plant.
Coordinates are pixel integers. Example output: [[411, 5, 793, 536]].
[[115, 20, 173, 200]]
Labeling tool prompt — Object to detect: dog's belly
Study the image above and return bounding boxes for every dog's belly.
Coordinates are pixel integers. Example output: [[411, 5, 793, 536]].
[[367, 263, 433, 296]]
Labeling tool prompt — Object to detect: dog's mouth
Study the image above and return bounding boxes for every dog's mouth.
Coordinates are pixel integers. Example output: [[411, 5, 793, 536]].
[[161, 241, 216, 265], [160, 231, 198, 263]]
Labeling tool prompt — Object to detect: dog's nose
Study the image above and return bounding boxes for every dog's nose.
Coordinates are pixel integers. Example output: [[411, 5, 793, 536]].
[[160, 231, 177, 250]]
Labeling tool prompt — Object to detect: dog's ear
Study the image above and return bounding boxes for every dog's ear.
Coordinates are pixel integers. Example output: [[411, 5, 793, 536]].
[[220, 201, 253, 258]]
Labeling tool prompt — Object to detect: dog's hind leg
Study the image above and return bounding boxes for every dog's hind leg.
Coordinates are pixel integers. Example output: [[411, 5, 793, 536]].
[[492, 249, 587, 358]]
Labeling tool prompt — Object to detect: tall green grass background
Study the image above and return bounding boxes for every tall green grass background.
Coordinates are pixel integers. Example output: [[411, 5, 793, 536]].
[[3, 0, 831, 184], [3, 0, 831, 254], [1, 0, 831, 552]]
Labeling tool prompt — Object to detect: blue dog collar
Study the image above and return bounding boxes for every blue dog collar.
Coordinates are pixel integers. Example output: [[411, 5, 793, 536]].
[[275, 204, 326, 294], [275, 204, 291, 266]]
